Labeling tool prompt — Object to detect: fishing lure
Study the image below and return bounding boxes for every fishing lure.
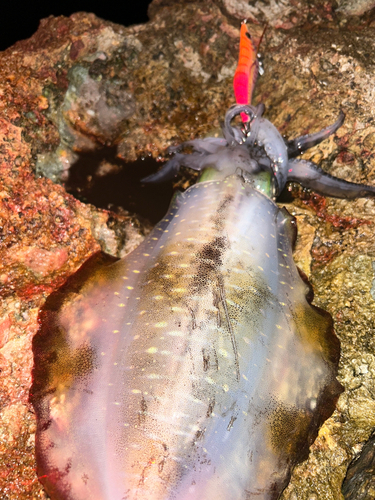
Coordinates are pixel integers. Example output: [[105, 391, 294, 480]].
[[31, 25, 375, 500], [233, 22, 258, 123]]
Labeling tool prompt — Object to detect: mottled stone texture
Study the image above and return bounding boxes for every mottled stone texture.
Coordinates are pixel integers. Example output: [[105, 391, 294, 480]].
[[1, 0, 375, 498], [342, 430, 375, 499], [0, 13, 149, 500]]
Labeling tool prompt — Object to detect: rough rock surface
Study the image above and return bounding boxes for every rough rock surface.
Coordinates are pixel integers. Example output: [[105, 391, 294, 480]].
[[342, 430, 375, 499], [1, 0, 375, 499]]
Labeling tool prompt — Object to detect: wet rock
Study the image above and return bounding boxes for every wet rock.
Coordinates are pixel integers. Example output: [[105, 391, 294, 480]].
[[342, 431, 375, 499], [0, 14, 150, 500], [1, 0, 375, 499]]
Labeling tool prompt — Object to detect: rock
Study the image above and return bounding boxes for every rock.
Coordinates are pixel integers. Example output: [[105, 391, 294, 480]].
[[342, 431, 375, 499], [1, 0, 375, 498], [0, 13, 150, 500]]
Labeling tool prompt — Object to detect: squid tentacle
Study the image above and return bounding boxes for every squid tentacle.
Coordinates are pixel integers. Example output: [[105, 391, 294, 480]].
[[141, 153, 191, 183], [223, 104, 259, 144], [142, 150, 221, 183], [243, 103, 266, 146], [142, 138, 227, 183], [287, 111, 345, 158], [255, 119, 288, 195], [168, 137, 227, 155], [287, 158, 375, 198]]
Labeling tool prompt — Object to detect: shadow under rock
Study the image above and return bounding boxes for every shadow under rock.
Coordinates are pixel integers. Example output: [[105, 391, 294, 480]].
[[65, 146, 174, 225]]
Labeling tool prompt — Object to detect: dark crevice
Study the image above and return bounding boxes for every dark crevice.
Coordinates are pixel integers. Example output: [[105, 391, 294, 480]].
[[277, 184, 295, 204], [65, 146, 174, 225]]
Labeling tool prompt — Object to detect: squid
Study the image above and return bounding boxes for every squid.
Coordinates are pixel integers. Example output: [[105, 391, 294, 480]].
[[31, 23, 375, 500]]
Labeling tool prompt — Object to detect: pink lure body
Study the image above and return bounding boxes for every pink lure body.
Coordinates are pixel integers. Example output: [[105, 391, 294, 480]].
[[233, 23, 259, 123]]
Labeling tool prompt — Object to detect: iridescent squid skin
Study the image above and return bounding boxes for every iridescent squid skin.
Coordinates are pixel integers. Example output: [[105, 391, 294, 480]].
[[31, 104, 375, 500]]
